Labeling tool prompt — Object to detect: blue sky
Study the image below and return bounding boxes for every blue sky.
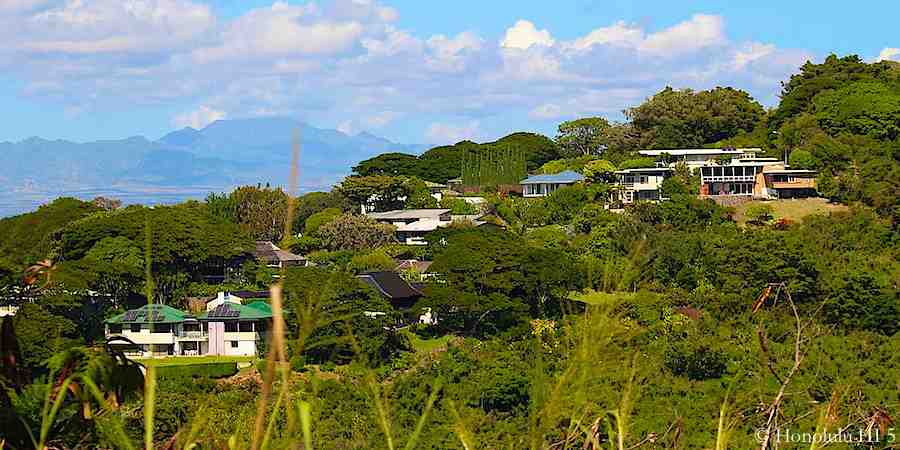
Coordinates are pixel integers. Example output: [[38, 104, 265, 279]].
[[1, 0, 898, 145]]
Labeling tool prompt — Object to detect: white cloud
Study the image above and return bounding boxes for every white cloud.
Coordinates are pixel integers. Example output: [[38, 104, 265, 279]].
[[2, 2, 815, 140], [528, 103, 564, 120], [425, 121, 483, 144], [501, 20, 554, 49], [877, 47, 900, 62], [733, 42, 776, 69], [567, 21, 644, 51], [173, 105, 225, 129], [639, 14, 726, 55]]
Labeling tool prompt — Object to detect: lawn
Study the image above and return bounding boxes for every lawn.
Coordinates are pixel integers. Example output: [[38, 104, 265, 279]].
[[733, 198, 848, 225], [403, 330, 453, 354], [136, 355, 257, 367]]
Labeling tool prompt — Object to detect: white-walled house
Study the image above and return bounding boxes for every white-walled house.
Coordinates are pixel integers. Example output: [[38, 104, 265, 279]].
[[367, 209, 452, 245], [520, 171, 585, 197], [105, 302, 272, 358], [638, 148, 763, 169], [614, 167, 673, 204]]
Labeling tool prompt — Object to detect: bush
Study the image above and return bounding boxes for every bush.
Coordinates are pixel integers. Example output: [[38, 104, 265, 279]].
[[664, 343, 728, 380], [440, 197, 479, 215], [156, 362, 239, 380], [744, 203, 775, 224], [618, 157, 656, 170]]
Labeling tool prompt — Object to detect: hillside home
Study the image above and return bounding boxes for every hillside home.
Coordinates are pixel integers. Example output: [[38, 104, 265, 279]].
[[614, 167, 673, 204], [520, 170, 585, 197], [367, 209, 452, 245], [699, 161, 818, 200], [105, 302, 272, 358], [638, 148, 762, 169], [253, 241, 308, 268]]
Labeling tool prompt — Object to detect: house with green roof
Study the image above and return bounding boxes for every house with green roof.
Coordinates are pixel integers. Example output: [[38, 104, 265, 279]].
[[105, 300, 272, 358]]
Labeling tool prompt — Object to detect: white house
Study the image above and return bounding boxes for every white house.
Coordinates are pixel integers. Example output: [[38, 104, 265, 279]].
[[638, 148, 763, 169], [105, 302, 272, 358], [367, 209, 453, 245], [520, 170, 586, 197], [614, 167, 673, 204]]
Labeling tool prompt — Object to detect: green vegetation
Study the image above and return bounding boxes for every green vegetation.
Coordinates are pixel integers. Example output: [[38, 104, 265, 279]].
[[2, 54, 900, 450]]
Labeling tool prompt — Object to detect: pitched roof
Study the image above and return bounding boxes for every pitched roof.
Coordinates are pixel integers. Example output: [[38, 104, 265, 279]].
[[367, 209, 451, 220], [357, 271, 422, 300], [253, 241, 306, 263], [395, 259, 433, 273], [106, 304, 193, 324], [199, 302, 273, 321], [520, 170, 585, 184]]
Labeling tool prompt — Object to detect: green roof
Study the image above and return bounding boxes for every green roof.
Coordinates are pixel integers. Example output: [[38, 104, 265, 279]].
[[198, 302, 273, 321], [106, 304, 193, 324]]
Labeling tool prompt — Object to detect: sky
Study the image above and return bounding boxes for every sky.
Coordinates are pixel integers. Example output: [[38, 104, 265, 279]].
[[1, 0, 898, 146]]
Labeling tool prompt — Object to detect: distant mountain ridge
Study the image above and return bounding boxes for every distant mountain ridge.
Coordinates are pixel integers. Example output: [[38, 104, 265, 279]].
[[0, 118, 426, 217]]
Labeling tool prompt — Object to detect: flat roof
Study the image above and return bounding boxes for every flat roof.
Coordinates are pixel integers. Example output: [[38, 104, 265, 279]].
[[765, 169, 817, 174], [615, 168, 673, 174], [368, 209, 450, 220], [639, 148, 762, 156]]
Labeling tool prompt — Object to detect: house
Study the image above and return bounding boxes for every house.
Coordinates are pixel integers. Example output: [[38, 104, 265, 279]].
[[520, 170, 585, 197], [367, 209, 452, 245], [614, 167, 673, 204], [105, 301, 272, 358], [638, 148, 763, 169], [762, 169, 818, 198], [356, 271, 423, 310], [253, 241, 307, 268]]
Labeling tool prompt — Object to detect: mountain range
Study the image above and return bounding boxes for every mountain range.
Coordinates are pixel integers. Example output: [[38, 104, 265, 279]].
[[0, 118, 426, 217]]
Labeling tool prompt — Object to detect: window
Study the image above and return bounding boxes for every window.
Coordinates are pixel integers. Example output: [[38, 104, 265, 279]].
[[130, 324, 141, 333], [225, 322, 238, 332], [109, 324, 122, 334], [152, 324, 171, 333], [239, 321, 254, 332], [230, 341, 239, 348]]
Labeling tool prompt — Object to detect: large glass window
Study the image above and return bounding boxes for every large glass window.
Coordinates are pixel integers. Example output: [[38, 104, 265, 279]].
[[130, 324, 141, 333], [225, 322, 239, 332]]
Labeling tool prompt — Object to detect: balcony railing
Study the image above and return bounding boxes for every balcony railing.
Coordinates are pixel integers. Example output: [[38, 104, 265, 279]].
[[177, 331, 208, 340]]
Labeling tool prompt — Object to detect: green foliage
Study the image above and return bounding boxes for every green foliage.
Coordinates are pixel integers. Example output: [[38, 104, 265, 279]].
[[744, 203, 775, 224], [353, 152, 422, 177], [460, 145, 527, 187], [302, 207, 341, 236], [582, 159, 617, 182], [0, 197, 100, 267], [229, 185, 290, 241], [813, 80, 900, 140], [617, 157, 657, 170], [12, 303, 80, 375], [292, 191, 353, 234], [439, 197, 479, 215], [317, 214, 397, 251], [402, 177, 439, 209], [347, 249, 396, 274], [556, 117, 612, 156], [626, 86, 765, 148], [543, 185, 590, 224], [537, 155, 597, 175], [788, 148, 816, 169], [156, 362, 239, 380], [338, 175, 409, 212]]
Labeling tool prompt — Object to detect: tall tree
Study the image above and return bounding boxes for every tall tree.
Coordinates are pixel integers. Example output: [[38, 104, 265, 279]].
[[556, 117, 612, 157]]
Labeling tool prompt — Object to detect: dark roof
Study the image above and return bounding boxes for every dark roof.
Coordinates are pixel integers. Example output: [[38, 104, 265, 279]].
[[357, 271, 422, 300], [253, 241, 306, 264], [229, 290, 271, 300], [520, 170, 585, 185]]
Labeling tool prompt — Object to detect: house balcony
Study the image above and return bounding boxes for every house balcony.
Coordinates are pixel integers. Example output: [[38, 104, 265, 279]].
[[112, 331, 175, 344], [771, 179, 815, 189], [224, 331, 262, 342], [176, 331, 208, 341], [700, 175, 755, 183]]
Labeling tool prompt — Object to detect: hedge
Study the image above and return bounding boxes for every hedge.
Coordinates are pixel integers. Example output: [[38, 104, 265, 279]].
[[155, 362, 239, 380]]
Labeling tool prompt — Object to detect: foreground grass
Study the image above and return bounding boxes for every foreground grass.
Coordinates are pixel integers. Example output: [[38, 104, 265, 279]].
[[136, 355, 256, 367], [733, 198, 847, 224]]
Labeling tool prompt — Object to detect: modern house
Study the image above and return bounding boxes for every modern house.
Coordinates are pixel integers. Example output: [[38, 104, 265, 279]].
[[105, 301, 272, 358], [614, 167, 673, 204], [762, 169, 818, 198], [520, 170, 586, 197], [253, 241, 308, 269], [638, 148, 763, 169], [367, 209, 452, 245]]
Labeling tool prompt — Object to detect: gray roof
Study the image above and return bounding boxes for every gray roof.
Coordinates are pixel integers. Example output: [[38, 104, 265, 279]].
[[368, 209, 451, 220], [520, 170, 585, 185], [615, 168, 673, 174]]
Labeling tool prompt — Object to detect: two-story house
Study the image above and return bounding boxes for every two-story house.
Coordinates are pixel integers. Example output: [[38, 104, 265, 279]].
[[367, 209, 453, 245], [105, 300, 272, 358], [613, 167, 673, 204]]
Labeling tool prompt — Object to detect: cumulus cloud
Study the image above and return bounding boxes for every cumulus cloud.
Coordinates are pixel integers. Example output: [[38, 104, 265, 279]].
[[173, 106, 225, 129], [2, 1, 818, 142], [501, 20, 555, 49], [878, 47, 900, 62]]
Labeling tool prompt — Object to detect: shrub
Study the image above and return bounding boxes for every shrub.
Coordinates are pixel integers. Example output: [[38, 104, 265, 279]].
[[744, 203, 775, 224], [664, 343, 728, 380], [156, 362, 239, 380]]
